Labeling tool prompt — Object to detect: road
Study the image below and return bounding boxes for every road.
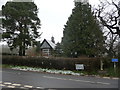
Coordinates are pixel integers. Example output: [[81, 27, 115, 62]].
[[0, 68, 119, 90]]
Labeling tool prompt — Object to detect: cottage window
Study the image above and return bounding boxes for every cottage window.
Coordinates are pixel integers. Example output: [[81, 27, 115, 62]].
[[42, 49, 50, 56]]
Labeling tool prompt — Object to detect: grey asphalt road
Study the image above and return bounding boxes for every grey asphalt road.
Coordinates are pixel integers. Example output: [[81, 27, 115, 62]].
[[0, 68, 119, 89]]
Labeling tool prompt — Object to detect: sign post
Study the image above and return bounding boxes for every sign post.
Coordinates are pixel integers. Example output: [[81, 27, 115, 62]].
[[112, 58, 118, 73]]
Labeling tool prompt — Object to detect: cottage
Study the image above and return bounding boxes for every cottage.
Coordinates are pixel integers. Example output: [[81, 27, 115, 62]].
[[40, 39, 56, 57]]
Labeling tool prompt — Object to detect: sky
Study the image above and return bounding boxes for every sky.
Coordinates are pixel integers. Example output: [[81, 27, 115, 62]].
[[0, 0, 108, 43]]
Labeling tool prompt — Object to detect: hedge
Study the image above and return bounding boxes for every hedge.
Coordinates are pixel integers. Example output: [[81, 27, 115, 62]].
[[2, 56, 101, 72]]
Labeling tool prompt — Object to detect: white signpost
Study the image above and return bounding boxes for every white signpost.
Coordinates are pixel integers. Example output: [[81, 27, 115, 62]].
[[112, 58, 118, 73], [75, 64, 84, 70]]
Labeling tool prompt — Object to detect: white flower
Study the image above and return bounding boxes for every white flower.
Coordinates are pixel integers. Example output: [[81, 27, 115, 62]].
[[11, 66, 83, 76]]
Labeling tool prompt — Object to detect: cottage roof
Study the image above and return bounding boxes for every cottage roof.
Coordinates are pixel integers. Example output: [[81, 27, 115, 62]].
[[46, 39, 56, 49], [40, 39, 56, 49]]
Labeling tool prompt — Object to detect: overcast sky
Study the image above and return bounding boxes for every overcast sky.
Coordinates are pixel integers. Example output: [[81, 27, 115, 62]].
[[34, 0, 100, 43], [0, 0, 111, 43]]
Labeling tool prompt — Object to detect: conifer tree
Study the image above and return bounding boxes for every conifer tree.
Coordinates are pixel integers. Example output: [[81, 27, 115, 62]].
[[62, 2, 105, 57], [2, 2, 41, 56]]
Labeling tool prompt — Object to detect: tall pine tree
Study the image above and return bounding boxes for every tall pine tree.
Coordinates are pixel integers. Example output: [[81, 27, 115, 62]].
[[62, 2, 105, 57], [2, 2, 41, 56]]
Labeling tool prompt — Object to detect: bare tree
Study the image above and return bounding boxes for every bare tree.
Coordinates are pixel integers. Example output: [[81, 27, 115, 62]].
[[95, 0, 120, 37], [94, 0, 120, 58]]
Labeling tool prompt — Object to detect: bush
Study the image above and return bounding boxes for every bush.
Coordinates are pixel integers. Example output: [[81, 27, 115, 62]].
[[2, 56, 100, 72]]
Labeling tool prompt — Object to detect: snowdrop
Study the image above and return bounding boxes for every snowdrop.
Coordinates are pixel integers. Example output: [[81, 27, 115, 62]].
[[12, 66, 82, 76]]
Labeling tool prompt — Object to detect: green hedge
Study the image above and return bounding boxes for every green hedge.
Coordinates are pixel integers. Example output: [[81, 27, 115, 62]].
[[2, 56, 101, 72]]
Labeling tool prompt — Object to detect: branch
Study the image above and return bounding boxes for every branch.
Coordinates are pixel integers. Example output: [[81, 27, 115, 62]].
[[96, 1, 120, 37], [112, 1, 119, 10]]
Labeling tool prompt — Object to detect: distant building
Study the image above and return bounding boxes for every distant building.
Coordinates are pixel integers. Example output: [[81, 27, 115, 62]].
[[40, 39, 56, 57], [0, 44, 19, 55]]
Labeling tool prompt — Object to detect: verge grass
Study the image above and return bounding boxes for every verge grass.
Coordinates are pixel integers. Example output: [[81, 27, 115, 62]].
[[2, 64, 119, 77]]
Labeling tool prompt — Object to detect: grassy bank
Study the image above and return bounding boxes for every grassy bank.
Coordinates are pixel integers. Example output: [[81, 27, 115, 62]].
[[2, 64, 119, 77]]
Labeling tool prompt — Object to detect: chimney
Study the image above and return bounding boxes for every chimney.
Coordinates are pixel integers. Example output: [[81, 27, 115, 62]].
[[74, 0, 89, 4]]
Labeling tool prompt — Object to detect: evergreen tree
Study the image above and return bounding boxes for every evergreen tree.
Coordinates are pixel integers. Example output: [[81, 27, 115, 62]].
[[2, 2, 41, 56], [54, 42, 63, 57], [62, 2, 105, 57], [36, 41, 41, 53]]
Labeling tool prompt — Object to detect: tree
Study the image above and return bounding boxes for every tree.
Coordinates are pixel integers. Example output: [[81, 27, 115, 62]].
[[35, 41, 41, 53], [54, 42, 63, 57], [95, 0, 120, 58], [2, 2, 41, 56], [62, 2, 105, 57], [105, 34, 119, 57], [95, 0, 120, 37]]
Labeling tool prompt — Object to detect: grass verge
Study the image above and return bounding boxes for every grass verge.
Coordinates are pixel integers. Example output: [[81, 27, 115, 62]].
[[2, 64, 119, 77]]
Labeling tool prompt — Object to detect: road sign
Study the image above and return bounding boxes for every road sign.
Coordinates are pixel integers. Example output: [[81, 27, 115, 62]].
[[75, 64, 84, 70], [112, 59, 118, 62], [112, 58, 118, 73]]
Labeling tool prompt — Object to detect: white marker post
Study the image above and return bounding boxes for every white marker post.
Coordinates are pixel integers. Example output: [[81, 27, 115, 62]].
[[114, 62, 116, 70]]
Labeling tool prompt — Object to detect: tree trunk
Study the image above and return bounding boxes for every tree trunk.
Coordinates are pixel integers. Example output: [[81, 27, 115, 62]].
[[23, 41, 26, 56], [19, 45, 23, 56]]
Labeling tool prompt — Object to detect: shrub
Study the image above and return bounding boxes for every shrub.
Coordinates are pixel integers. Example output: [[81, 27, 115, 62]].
[[2, 56, 100, 72]]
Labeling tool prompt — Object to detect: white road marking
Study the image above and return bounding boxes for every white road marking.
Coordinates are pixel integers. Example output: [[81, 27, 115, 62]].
[[0, 84, 6, 86], [36, 86, 45, 89], [103, 77, 110, 79], [43, 76, 111, 85], [20, 87, 26, 89], [7, 85, 15, 88], [56, 77, 63, 80], [68, 79, 74, 81], [4, 82, 12, 84], [62, 78, 67, 80], [112, 78, 119, 80], [12, 83, 21, 86], [43, 76, 55, 79], [24, 85, 33, 88], [1, 81, 45, 89], [97, 82, 110, 85], [48, 89, 56, 90], [43, 76, 66, 80], [68, 78, 96, 84]]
